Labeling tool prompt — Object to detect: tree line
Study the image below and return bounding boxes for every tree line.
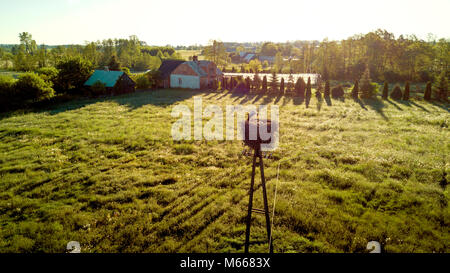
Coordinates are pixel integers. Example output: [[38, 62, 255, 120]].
[[204, 30, 449, 84], [220, 65, 448, 103], [0, 32, 184, 72]]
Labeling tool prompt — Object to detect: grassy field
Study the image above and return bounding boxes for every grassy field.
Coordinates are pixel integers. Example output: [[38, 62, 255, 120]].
[[177, 50, 205, 61], [0, 89, 449, 253]]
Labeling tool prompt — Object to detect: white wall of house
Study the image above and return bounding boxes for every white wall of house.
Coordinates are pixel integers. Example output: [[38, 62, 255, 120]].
[[170, 74, 200, 89]]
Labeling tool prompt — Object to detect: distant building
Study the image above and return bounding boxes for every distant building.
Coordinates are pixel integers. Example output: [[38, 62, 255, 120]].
[[240, 52, 257, 63], [84, 70, 136, 94], [159, 56, 222, 90], [157, 60, 185, 88], [258, 56, 275, 64], [283, 56, 300, 62]]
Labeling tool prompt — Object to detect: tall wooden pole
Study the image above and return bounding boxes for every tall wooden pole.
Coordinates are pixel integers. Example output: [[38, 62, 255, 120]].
[[259, 149, 273, 253], [245, 148, 258, 253], [244, 146, 273, 253]]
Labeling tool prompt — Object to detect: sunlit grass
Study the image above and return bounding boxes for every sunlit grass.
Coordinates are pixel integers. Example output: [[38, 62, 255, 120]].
[[0, 89, 448, 253]]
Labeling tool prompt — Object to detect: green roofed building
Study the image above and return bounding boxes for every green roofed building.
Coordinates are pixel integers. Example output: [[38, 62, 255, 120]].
[[84, 70, 136, 94]]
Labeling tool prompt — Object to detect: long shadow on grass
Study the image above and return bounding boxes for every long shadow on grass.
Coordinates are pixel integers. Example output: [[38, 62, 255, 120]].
[[113, 89, 200, 110], [216, 89, 234, 100], [430, 101, 450, 113], [305, 95, 311, 108], [316, 95, 324, 111], [361, 98, 389, 121], [385, 98, 403, 111], [44, 89, 200, 115], [251, 93, 265, 104], [355, 98, 368, 110], [398, 100, 430, 113], [281, 96, 293, 106], [292, 96, 304, 106], [274, 94, 283, 104]]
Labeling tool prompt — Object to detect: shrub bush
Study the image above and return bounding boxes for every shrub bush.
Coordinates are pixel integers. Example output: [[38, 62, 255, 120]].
[[295, 77, 306, 97], [136, 74, 150, 89], [390, 84, 403, 100], [0, 75, 16, 93], [360, 66, 375, 99], [35, 67, 58, 87], [0, 75, 17, 109], [331, 85, 345, 98], [15, 73, 55, 103], [56, 56, 93, 93], [91, 81, 107, 96]]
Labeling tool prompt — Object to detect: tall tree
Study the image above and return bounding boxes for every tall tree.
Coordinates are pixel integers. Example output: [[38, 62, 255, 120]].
[[253, 71, 261, 90], [305, 77, 312, 99], [280, 78, 285, 93], [437, 71, 448, 101], [108, 54, 122, 71], [262, 75, 268, 93], [382, 82, 389, 99], [275, 52, 284, 71], [204, 40, 228, 67], [360, 65, 374, 98], [403, 81, 410, 100], [287, 73, 294, 92], [270, 70, 278, 92], [424, 81, 432, 101], [352, 80, 359, 99], [19, 32, 37, 55], [324, 80, 330, 97]]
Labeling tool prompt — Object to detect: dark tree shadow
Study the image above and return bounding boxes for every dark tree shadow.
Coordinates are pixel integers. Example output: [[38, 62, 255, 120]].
[[430, 101, 450, 113], [19, 89, 200, 117], [262, 95, 275, 104], [206, 91, 223, 99], [385, 98, 403, 111], [305, 95, 311, 108], [316, 96, 323, 111], [362, 97, 389, 121], [293, 96, 304, 105], [282, 96, 292, 106], [239, 94, 258, 104], [274, 94, 283, 104], [355, 98, 368, 110], [251, 93, 265, 104], [397, 100, 412, 107], [324, 96, 332, 106], [405, 100, 430, 112]]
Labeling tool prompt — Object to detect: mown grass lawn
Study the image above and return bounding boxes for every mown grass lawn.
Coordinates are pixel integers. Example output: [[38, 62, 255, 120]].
[[0, 89, 449, 253]]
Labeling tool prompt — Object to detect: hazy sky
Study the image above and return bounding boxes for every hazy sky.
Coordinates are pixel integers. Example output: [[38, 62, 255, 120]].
[[1, 0, 449, 45]]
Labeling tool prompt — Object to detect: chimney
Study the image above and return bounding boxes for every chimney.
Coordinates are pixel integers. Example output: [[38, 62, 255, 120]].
[[104, 66, 109, 72], [193, 55, 198, 62]]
